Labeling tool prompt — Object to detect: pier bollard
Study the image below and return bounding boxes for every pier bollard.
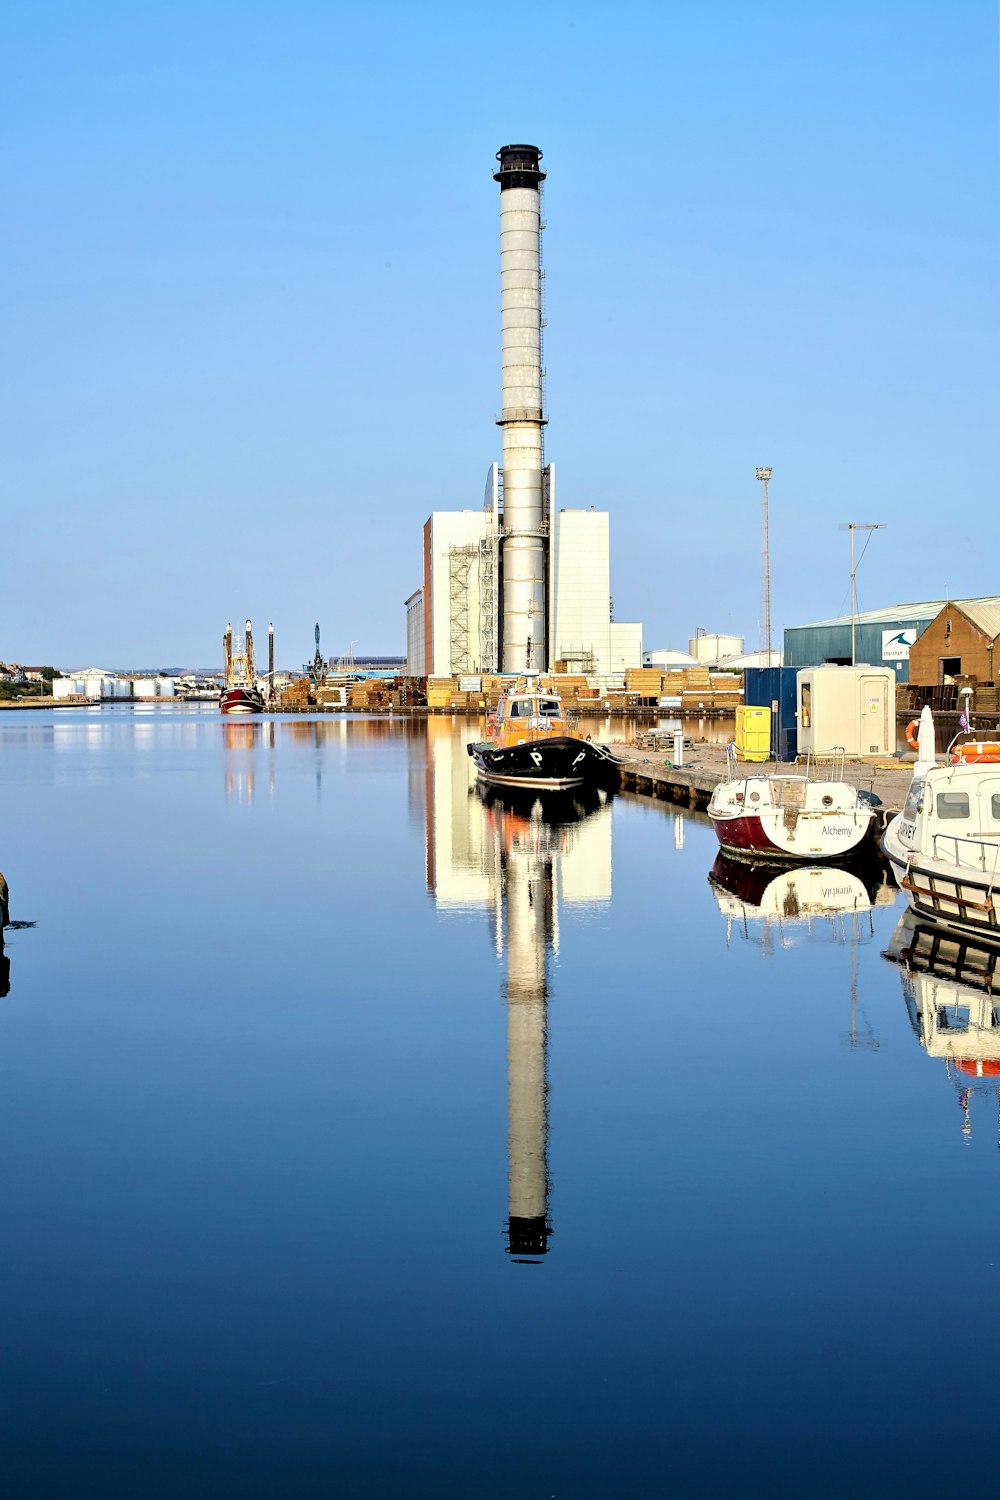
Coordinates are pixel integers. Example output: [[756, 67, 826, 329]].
[[673, 730, 685, 767]]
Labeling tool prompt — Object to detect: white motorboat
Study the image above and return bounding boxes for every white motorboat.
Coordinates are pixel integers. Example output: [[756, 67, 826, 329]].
[[707, 748, 880, 862], [882, 710, 1000, 940]]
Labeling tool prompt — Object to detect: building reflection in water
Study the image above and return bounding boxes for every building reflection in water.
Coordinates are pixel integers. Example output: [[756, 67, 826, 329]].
[[886, 913, 1000, 1144], [222, 714, 433, 807], [423, 719, 612, 1262]]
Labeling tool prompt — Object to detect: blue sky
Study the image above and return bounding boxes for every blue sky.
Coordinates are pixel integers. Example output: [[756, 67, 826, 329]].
[[4, 0, 997, 665]]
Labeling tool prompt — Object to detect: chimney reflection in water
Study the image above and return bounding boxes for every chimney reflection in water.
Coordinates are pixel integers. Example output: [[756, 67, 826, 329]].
[[500, 806, 555, 1261], [423, 721, 612, 1263]]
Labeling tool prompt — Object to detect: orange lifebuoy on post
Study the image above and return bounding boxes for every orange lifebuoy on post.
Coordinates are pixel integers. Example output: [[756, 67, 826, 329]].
[[905, 720, 919, 751]]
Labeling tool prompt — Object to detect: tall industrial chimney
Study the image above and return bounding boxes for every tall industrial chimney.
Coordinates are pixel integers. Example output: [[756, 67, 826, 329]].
[[494, 145, 547, 672]]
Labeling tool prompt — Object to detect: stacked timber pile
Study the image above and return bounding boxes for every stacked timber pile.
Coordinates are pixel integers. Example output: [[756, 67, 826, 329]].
[[390, 677, 427, 709], [276, 677, 313, 709], [427, 676, 457, 709], [654, 668, 743, 708], [540, 674, 591, 708], [899, 679, 1000, 717], [350, 679, 391, 709], [625, 667, 663, 705]]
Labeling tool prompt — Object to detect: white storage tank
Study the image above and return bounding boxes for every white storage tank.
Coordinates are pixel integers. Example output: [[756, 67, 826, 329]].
[[156, 676, 175, 698], [53, 677, 83, 699], [796, 665, 895, 757], [689, 632, 744, 664], [76, 669, 119, 699], [133, 679, 157, 698]]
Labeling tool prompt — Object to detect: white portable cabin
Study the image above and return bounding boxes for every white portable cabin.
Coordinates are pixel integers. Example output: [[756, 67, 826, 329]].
[[796, 665, 895, 757]]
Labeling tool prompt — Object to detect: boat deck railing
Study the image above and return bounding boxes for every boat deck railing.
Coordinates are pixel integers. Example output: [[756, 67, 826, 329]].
[[931, 832, 1000, 875], [726, 743, 853, 786]]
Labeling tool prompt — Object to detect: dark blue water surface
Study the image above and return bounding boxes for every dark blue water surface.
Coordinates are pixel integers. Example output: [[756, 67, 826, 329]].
[[1, 706, 998, 1498]]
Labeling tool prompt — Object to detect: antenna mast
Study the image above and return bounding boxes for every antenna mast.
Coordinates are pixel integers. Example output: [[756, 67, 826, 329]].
[[845, 523, 886, 665], [756, 468, 773, 664]]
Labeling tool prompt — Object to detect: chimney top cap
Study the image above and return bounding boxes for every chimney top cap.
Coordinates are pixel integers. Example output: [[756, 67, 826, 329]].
[[494, 144, 545, 189]]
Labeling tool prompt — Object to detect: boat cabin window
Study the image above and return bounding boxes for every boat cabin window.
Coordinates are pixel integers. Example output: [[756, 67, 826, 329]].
[[992, 794, 1000, 820], [936, 791, 970, 820], [902, 779, 924, 820], [539, 699, 561, 717], [508, 698, 533, 719]]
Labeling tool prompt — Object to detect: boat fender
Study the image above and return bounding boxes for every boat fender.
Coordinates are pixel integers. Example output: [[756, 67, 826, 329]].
[[905, 720, 919, 751]]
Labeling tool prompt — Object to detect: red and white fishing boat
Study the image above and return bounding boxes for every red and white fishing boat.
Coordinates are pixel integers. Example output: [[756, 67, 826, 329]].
[[221, 620, 264, 715], [708, 747, 879, 862]]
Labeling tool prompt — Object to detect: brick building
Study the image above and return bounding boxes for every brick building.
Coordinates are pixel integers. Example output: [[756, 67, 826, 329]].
[[908, 598, 1000, 686]]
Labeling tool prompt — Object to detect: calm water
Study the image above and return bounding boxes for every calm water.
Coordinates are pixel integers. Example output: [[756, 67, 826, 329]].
[[1, 706, 999, 1497]]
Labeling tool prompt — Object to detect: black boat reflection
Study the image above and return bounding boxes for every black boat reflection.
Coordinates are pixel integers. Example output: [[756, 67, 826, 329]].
[[885, 912, 1000, 1141], [0, 871, 34, 999]]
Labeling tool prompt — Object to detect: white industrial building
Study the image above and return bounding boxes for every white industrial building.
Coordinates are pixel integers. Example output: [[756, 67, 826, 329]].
[[406, 144, 642, 682], [404, 590, 425, 677]]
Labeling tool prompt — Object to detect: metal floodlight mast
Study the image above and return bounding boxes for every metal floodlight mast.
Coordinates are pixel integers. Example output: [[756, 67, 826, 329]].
[[756, 468, 773, 664], [494, 145, 547, 673]]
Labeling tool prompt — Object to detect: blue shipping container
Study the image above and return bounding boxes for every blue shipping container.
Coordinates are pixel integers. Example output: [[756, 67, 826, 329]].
[[743, 667, 799, 761]]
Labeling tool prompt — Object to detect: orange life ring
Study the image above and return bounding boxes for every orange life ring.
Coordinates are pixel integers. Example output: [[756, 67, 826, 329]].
[[905, 720, 919, 751], [951, 742, 1000, 764]]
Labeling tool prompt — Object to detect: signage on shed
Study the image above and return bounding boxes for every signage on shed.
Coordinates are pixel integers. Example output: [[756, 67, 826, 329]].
[[882, 628, 917, 662]]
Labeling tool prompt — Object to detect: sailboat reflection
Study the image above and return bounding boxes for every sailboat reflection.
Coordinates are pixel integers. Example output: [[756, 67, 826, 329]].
[[425, 737, 612, 1262], [708, 854, 894, 950], [886, 913, 1000, 1142]]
